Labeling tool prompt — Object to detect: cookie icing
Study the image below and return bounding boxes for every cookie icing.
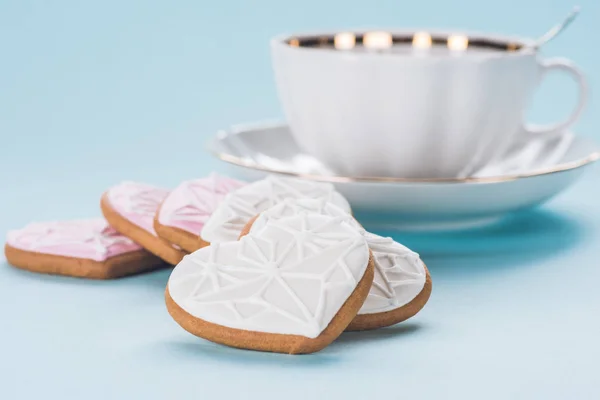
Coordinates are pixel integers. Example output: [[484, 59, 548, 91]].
[[106, 181, 170, 235], [200, 175, 351, 243], [157, 173, 245, 234], [249, 198, 357, 230], [251, 198, 427, 315], [360, 232, 426, 315], [6, 219, 142, 261], [168, 213, 369, 338]]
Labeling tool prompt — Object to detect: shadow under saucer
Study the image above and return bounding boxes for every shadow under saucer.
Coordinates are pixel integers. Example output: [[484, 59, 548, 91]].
[[374, 208, 586, 277]]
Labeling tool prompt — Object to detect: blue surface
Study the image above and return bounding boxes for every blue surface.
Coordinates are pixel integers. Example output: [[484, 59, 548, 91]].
[[1, 1, 599, 399]]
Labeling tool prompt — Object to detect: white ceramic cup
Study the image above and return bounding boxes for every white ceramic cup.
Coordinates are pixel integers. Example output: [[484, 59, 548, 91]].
[[271, 30, 587, 178]]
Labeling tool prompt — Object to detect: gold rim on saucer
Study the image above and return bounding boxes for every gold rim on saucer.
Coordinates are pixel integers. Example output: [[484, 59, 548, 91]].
[[208, 132, 600, 185]]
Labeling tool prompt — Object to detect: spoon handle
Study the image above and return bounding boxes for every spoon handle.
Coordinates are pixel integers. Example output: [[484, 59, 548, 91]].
[[533, 6, 580, 48]]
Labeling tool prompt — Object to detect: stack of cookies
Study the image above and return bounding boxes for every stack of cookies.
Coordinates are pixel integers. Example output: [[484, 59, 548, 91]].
[[4, 173, 432, 354]]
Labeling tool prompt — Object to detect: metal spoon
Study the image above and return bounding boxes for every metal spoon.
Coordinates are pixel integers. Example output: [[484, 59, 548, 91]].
[[530, 6, 581, 49]]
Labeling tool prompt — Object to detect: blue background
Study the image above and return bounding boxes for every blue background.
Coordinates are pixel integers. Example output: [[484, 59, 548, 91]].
[[1, 1, 599, 399]]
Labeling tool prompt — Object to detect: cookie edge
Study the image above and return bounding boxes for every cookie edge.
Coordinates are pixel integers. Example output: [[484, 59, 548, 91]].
[[100, 193, 186, 265], [4, 243, 165, 279], [153, 201, 209, 253]]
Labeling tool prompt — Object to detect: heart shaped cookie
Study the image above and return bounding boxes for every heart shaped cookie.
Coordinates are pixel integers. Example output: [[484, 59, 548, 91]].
[[5, 219, 164, 279], [166, 212, 373, 354], [200, 175, 351, 244], [245, 198, 431, 331], [154, 173, 246, 253], [347, 232, 431, 331]]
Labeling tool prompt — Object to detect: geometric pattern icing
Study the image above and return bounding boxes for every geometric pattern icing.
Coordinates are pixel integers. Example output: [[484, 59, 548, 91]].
[[5, 218, 142, 262], [157, 173, 246, 234], [251, 198, 426, 315], [360, 232, 426, 315], [168, 213, 369, 338], [249, 197, 358, 232], [106, 181, 170, 235], [200, 175, 352, 243]]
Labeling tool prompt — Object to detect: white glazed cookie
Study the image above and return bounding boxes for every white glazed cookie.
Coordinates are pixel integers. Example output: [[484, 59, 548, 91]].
[[200, 175, 351, 243], [166, 212, 374, 354], [248, 197, 355, 230], [359, 232, 427, 314], [247, 198, 431, 330]]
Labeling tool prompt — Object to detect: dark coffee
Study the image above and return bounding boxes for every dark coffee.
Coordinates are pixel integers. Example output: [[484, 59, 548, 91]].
[[286, 32, 522, 53]]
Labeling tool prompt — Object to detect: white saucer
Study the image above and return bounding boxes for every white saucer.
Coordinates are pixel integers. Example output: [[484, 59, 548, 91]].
[[208, 122, 599, 230]]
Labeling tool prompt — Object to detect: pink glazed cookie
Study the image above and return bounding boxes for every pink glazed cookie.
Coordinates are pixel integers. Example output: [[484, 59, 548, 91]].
[[100, 181, 186, 265], [154, 173, 245, 253], [4, 219, 165, 279]]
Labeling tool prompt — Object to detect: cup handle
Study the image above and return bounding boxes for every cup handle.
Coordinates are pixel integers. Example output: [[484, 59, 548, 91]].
[[524, 58, 587, 137]]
